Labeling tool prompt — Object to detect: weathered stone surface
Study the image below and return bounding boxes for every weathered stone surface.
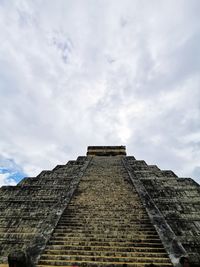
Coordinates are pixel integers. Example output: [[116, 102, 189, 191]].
[[0, 156, 90, 264], [87, 145, 126, 156], [125, 156, 200, 266], [37, 156, 172, 267], [0, 146, 199, 266]]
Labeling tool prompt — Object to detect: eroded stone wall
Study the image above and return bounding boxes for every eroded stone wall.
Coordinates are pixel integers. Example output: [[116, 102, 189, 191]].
[[124, 156, 200, 266], [0, 156, 90, 264], [0, 146, 200, 267]]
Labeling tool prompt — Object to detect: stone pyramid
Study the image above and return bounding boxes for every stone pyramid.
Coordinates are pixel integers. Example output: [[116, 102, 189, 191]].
[[0, 146, 199, 267]]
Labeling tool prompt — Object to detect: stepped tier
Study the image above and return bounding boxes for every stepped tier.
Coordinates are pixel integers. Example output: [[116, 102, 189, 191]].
[[0, 146, 200, 266], [0, 156, 90, 264], [37, 156, 172, 267]]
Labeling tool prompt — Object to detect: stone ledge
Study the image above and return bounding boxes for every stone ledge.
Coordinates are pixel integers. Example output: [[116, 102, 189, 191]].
[[87, 146, 126, 156]]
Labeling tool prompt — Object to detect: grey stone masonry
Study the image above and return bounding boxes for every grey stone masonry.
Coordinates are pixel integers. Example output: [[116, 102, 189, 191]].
[[87, 146, 126, 156], [37, 156, 173, 267], [124, 156, 200, 266], [0, 156, 90, 265], [0, 146, 199, 267]]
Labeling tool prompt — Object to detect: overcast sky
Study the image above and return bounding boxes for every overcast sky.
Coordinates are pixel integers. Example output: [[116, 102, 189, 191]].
[[0, 0, 200, 186]]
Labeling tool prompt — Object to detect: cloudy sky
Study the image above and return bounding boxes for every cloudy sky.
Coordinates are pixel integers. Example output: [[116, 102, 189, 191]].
[[0, 0, 200, 186]]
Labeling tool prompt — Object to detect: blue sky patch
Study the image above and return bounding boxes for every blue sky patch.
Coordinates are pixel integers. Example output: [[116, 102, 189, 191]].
[[0, 158, 27, 185]]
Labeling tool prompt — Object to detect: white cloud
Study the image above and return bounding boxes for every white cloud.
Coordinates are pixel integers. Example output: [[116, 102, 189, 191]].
[[0, 0, 200, 184], [0, 173, 16, 187]]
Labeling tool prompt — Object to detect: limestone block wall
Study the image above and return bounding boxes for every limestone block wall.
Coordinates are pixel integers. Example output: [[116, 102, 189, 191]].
[[0, 156, 90, 264], [125, 156, 200, 266], [0, 146, 199, 267]]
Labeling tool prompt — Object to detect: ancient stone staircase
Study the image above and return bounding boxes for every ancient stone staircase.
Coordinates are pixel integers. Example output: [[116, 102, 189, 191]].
[[0, 157, 89, 264], [37, 156, 172, 267]]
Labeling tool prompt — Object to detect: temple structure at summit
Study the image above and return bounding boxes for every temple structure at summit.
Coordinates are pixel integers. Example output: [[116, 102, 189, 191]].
[[0, 146, 200, 267]]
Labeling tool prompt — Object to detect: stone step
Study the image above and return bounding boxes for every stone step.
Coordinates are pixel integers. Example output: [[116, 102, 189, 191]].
[[57, 219, 150, 225], [43, 249, 168, 257], [64, 210, 146, 213], [45, 244, 166, 252], [59, 218, 149, 222], [54, 226, 154, 230], [54, 224, 155, 230], [51, 234, 159, 240], [48, 241, 163, 247], [39, 254, 170, 262], [67, 206, 143, 209], [39, 254, 171, 263], [53, 226, 155, 232], [52, 230, 157, 235], [0, 237, 30, 242], [55, 222, 154, 227], [0, 227, 37, 231], [0, 233, 35, 238], [38, 257, 171, 265], [37, 263, 172, 267], [59, 216, 148, 220], [61, 212, 148, 215], [66, 205, 143, 208], [60, 215, 148, 219], [56, 222, 154, 226]]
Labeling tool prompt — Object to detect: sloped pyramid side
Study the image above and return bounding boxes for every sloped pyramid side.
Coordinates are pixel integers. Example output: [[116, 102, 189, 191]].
[[37, 156, 173, 267], [0, 146, 199, 266], [0, 156, 90, 264], [125, 156, 200, 265]]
